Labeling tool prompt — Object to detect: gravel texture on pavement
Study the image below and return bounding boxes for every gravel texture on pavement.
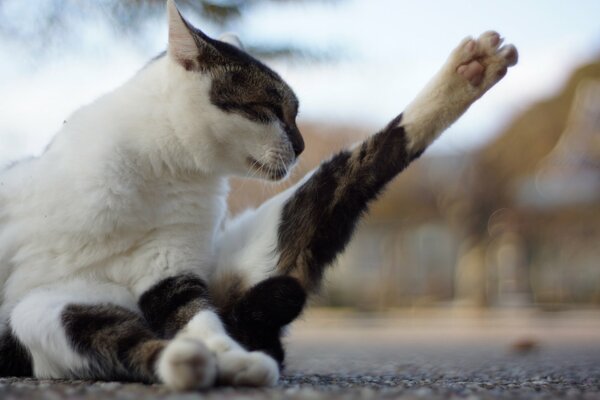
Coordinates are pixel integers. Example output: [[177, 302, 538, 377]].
[[1, 310, 599, 399]]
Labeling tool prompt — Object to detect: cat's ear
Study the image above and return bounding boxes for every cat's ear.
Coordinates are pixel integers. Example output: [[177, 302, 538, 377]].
[[167, 0, 201, 67], [218, 33, 244, 50]]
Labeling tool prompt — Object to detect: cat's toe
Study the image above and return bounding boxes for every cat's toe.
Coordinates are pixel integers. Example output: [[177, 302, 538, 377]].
[[217, 350, 279, 387], [482, 43, 519, 85], [233, 352, 279, 387], [453, 37, 478, 64], [157, 338, 217, 391], [499, 44, 519, 67], [478, 31, 503, 55]]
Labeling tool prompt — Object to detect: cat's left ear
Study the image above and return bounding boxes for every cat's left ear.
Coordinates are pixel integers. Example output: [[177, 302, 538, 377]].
[[167, 0, 205, 68]]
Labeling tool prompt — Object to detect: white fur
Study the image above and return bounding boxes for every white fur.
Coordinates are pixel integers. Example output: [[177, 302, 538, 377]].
[[0, 58, 228, 309], [214, 171, 315, 287], [216, 350, 279, 387], [157, 337, 217, 390], [215, 190, 289, 286], [0, 1, 293, 387]]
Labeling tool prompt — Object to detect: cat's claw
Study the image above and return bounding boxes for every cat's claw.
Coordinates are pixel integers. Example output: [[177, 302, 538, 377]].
[[453, 31, 518, 88], [157, 338, 217, 391], [217, 350, 279, 387]]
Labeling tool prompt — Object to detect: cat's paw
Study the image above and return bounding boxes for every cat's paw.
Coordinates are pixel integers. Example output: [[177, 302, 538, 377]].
[[217, 350, 279, 387], [157, 338, 217, 391], [451, 31, 518, 89]]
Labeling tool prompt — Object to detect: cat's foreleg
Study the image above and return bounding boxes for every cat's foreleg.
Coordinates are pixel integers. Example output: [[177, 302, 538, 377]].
[[219, 32, 517, 290], [214, 31, 517, 353], [276, 31, 518, 289], [8, 280, 184, 385]]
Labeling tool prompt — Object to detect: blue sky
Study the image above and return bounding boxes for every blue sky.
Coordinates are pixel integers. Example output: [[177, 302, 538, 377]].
[[1, 0, 599, 164]]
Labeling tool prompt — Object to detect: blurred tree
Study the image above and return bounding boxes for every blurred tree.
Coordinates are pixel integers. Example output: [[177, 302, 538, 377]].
[[0, 0, 340, 61]]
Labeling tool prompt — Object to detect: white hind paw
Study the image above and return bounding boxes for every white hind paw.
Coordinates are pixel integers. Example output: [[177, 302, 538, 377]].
[[157, 338, 217, 391], [217, 350, 279, 387]]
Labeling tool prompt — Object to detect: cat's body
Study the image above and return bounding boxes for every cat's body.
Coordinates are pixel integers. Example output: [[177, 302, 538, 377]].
[[0, 0, 517, 390], [0, 45, 228, 315]]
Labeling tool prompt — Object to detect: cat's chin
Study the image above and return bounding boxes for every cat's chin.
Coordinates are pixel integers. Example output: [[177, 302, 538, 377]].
[[246, 157, 290, 181]]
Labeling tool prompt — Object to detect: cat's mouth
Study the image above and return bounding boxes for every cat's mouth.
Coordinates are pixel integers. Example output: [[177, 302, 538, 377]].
[[246, 157, 290, 181]]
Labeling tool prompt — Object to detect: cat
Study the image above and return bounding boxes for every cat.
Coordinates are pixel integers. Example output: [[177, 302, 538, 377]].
[[0, 0, 517, 390]]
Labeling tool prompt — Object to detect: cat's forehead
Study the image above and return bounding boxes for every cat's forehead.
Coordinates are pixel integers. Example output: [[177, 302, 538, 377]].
[[209, 50, 299, 110], [212, 43, 296, 100]]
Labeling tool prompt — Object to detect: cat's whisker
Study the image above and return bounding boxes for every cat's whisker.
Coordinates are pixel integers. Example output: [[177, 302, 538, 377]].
[[245, 154, 267, 183], [245, 158, 262, 181], [252, 152, 273, 197], [277, 153, 287, 180]]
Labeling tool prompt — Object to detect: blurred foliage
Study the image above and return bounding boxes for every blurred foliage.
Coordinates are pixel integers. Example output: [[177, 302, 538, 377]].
[[0, 0, 341, 60]]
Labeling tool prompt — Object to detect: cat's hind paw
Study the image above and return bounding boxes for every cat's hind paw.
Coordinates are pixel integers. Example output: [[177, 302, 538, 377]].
[[157, 338, 217, 391], [452, 31, 518, 88], [217, 350, 279, 387]]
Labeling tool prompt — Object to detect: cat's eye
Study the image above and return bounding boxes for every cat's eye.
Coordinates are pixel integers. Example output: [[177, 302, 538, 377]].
[[270, 106, 284, 120], [243, 102, 284, 123], [241, 104, 273, 123]]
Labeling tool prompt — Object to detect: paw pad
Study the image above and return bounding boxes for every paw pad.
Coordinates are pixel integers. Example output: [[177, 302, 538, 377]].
[[454, 31, 518, 87]]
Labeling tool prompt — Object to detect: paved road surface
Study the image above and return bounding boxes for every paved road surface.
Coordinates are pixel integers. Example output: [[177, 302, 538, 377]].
[[1, 309, 599, 399]]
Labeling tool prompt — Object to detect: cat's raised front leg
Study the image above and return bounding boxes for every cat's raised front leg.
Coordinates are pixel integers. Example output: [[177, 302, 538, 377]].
[[217, 30, 518, 290], [213, 32, 517, 357], [139, 274, 278, 387]]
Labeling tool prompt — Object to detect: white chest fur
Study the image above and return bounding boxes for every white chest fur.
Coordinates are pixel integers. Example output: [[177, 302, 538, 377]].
[[0, 57, 230, 309]]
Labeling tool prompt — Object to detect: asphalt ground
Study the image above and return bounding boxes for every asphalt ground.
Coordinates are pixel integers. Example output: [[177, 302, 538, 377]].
[[1, 309, 599, 399]]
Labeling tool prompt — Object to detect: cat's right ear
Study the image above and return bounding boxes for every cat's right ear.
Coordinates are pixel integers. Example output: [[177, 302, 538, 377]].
[[167, 0, 200, 68]]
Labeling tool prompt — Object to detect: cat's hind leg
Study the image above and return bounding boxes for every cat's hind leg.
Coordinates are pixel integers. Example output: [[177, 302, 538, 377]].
[[9, 279, 216, 389]]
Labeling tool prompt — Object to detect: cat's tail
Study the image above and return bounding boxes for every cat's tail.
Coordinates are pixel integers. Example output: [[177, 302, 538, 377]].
[[0, 328, 33, 377]]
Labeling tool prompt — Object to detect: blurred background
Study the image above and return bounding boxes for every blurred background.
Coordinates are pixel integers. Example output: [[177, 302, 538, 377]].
[[1, 0, 599, 312]]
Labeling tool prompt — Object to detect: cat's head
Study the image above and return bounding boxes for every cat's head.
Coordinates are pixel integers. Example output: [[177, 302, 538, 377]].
[[163, 0, 304, 181]]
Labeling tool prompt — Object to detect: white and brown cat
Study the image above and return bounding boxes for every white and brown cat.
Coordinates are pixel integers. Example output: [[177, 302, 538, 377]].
[[0, 0, 517, 390]]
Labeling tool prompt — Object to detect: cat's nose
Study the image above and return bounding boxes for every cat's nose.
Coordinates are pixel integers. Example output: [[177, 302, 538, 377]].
[[292, 136, 305, 157], [286, 125, 304, 157]]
